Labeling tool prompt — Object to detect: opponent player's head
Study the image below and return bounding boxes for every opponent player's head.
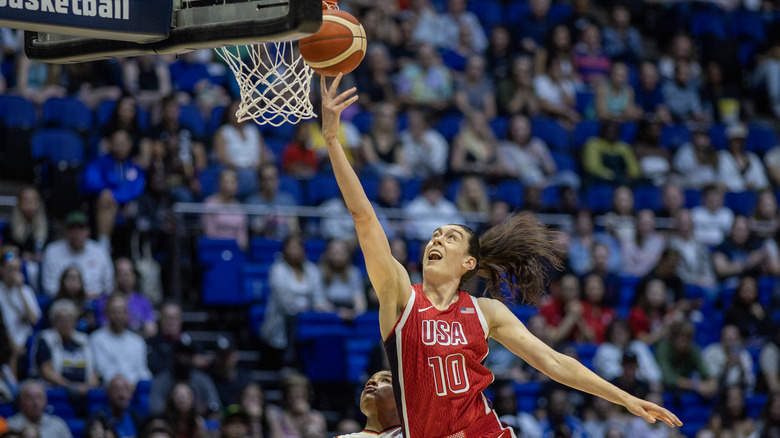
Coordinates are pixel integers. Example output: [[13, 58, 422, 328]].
[[359, 371, 399, 428]]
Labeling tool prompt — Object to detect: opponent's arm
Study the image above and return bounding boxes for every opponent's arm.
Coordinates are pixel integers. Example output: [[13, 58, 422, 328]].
[[321, 75, 411, 337], [478, 298, 682, 428]]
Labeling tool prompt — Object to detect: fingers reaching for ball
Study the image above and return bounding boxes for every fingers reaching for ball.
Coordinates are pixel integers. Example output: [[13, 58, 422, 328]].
[[321, 73, 358, 139]]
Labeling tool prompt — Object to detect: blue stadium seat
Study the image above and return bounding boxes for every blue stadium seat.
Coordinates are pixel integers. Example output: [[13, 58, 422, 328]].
[[260, 120, 296, 140], [210, 105, 226, 134], [531, 117, 569, 150], [435, 113, 463, 142], [178, 104, 206, 137], [248, 304, 267, 335], [506, 0, 530, 25], [549, 3, 573, 23], [198, 238, 248, 305], [0, 94, 37, 128], [305, 238, 328, 263], [551, 151, 576, 173], [709, 124, 728, 149], [354, 311, 381, 341], [95, 99, 116, 128], [540, 186, 560, 210], [489, 116, 508, 140], [31, 129, 85, 164], [494, 180, 524, 208], [691, 11, 728, 40], [733, 10, 766, 43], [618, 276, 640, 310], [87, 388, 108, 414], [620, 122, 638, 144], [575, 91, 595, 116], [351, 111, 373, 134], [445, 177, 463, 202], [66, 419, 85, 437], [660, 124, 690, 149], [746, 123, 778, 154], [265, 138, 288, 163], [249, 238, 283, 263], [574, 343, 598, 370], [746, 393, 767, 418], [633, 185, 662, 212], [47, 387, 75, 418], [400, 177, 422, 202], [0, 403, 13, 418], [467, 0, 503, 28], [684, 189, 702, 208], [758, 276, 776, 308], [738, 42, 757, 67], [346, 338, 376, 383], [199, 165, 224, 199], [243, 262, 271, 303], [508, 305, 537, 321], [278, 175, 304, 204], [359, 176, 381, 202], [42, 97, 92, 131], [514, 381, 540, 412], [584, 184, 614, 214], [724, 190, 757, 216], [132, 380, 151, 417], [297, 311, 346, 340], [572, 120, 600, 150], [306, 173, 341, 205]]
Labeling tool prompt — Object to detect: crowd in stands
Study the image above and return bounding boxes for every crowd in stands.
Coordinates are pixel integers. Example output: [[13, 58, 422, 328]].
[[1, 0, 780, 437]]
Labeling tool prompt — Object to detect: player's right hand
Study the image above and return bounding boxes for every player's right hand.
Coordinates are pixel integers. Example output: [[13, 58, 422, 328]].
[[321, 73, 358, 140]]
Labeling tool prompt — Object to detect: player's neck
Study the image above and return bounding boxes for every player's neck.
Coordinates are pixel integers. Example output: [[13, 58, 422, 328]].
[[364, 411, 401, 434], [422, 277, 460, 309]]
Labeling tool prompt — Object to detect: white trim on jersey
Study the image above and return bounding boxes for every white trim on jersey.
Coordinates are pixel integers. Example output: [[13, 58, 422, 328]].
[[470, 295, 489, 339], [490, 409, 518, 438], [337, 426, 403, 438], [395, 286, 417, 437]]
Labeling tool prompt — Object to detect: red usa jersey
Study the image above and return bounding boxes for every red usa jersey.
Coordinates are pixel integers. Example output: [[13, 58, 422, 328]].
[[384, 284, 495, 438]]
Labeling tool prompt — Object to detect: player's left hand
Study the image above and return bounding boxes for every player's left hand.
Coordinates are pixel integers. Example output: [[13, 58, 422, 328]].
[[624, 397, 682, 428]]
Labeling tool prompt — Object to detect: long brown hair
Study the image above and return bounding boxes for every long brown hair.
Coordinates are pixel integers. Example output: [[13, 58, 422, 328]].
[[459, 212, 562, 305]]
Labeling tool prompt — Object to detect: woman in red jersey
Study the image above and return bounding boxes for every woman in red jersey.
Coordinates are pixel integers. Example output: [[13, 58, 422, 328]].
[[320, 74, 682, 438]]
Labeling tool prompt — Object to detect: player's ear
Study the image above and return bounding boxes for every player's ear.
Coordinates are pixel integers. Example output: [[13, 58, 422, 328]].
[[463, 256, 476, 271]]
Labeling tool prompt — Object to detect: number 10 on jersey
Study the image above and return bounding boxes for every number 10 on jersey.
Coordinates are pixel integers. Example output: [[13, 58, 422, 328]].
[[428, 353, 470, 396]]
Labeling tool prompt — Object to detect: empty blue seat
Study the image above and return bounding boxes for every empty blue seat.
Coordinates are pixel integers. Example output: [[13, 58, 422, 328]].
[[260, 120, 296, 140], [278, 175, 304, 204], [243, 263, 271, 303], [724, 190, 757, 215], [540, 186, 560, 210], [572, 120, 600, 150], [620, 122, 638, 144], [585, 184, 614, 214], [691, 11, 728, 39], [709, 124, 728, 149], [305, 238, 328, 262], [549, 3, 573, 23], [0, 94, 37, 128], [297, 311, 346, 340], [95, 99, 116, 128], [618, 276, 640, 310], [435, 113, 463, 142], [306, 173, 341, 205], [399, 177, 422, 202], [346, 338, 375, 383], [66, 419, 85, 437], [87, 388, 108, 413], [248, 304, 267, 335], [42, 97, 92, 131], [265, 138, 288, 162], [575, 91, 595, 116], [633, 185, 662, 212], [249, 238, 283, 262], [531, 117, 569, 150], [351, 111, 373, 134], [360, 176, 382, 202], [660, 124, 691, 149], [494, 180, 523, 208], [31, 129, 85, 164], [467, 0, 503, 28], [198, 238, 248, 306], [684, 189, 702, 208], [733, 10, 766, 43], [746, 123, 778, 154], [551, 151, 576, 173], [758, 276, 776, 308], [506, 1, 530, 25], [574, 343, 598, 369], [508, 305, 537, 321], [198, 166, 224, 199], [132, 380, 151, 417], [490, 116, 508, 140], [354, 311, 381, 341], [178, 104, 206, 137]]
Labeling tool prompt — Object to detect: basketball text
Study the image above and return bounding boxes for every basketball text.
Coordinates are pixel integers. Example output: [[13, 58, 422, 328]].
[[421, 320, 468, 346], [0, 0, 129, 20]]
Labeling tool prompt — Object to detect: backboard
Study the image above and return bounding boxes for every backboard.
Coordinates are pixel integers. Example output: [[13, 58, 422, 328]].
[[16, 0, 322, 63]]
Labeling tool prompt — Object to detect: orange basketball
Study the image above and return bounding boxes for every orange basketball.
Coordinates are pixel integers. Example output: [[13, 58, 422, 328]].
[[299, 9, 367, 77]]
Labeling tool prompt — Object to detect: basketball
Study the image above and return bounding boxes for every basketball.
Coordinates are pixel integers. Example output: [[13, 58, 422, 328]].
[[299, 9, 367, 77]]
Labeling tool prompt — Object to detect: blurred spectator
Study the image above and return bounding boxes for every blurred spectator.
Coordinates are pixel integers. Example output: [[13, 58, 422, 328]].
[[620, 210, 665, 277], [220, 404, 251, 438], [580, 274, 616, 343], [99, 96, 152, 166], [90, 293, 153, 386], [604, 186, 635, 242], [355, 43, 397, 110], [702, 325, 756, 391], [84, 414, 120, 438], [596, 62, 642, 123], [534, 25, 576, 82], [713, 216, 780, 289], [758, 393, 780, 438], [485, 26, 514, 81], [594, 319, 662, 391], [455, 175, 490, 218], [0, 311, 16, 401], [497, 56, 541, 117], [260, 236, 330, 367], [396, 43, 453, 112], [718, 123, 770, 192], [266, 374, 327, 438], [534, 57, 580, 127], [725, 276, 773, 345], [209, 336, 250, 408], [654, 321, 718, 398], [562, 0, 599, 41], [246, 163, 300, 239], [31, 300, 98, 402], [140, 415, 175, 438], [87, 375, 143, 438], [668, 209, 717, 289], [361, 103, 408, 177], [400, 109, 449, 178], [281, 124, 318, 178], [214, 100, 272, 196], [201, 169, 248, 251], [658, 34, 702, 84], [404, 178, 463, 240], [627, 392, 674, 438], [634, 62, 670, 121], [582, 396, 629, 438], [662, 60, 708, 123], [320, 240, 366, 321], [449, 113, 505, 177], [629, 279, 677, 346], [319, 196, 358, 246], [584, 243, 621, 306], [486, 314, 550, 383], [540, 274, 592, 344], [750, 190, 779, 240], [517, 0, 554, 54], [499, 115, 560, 187], [357, 3, 401, 49], [372, 176, 404, 238], [95, 258, 156, 337], [573, 24, 611, 87], [583, 121, 640, 187], [569, 210, 621, 276], [701, 61, 741, 125], [703, 386, 756, 438], [441, 22, 480, 73], [121, 55, 173, 110], [0, 246, 41, 378], [1, 187, 51, 293], [764, 139, 780, 188], [476, 200, 510, 235], [169, 52, 228, 114], [149, 335, 221, 416], [304, 111, 362, 170], [63, 61, 123, 109], [147, 301, 184, 375], [164, 382, 207, 438], [602, 4, 642, 64], [636, 248, 686, 305], [409, 0, 445, 47], [691, 184, 734, 246], [633, 116, 671, 186], [493, 381, 543, 438], [49, 266, 96, 333], [751, 40, 780, 118], [15, 55, 67, 105], [454, 56, 496, 119], [438, 0, 487, 53], [239, 384, 271, 438], [657, 182, 685, 220], [760, 328, 780, 393], [538, 387, 586, 438], [6, 380, 72, 438]]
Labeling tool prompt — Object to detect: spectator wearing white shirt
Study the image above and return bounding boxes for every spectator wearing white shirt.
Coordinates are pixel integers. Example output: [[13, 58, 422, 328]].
[[42, 211, 114, 298], [691, 184, 734, 246], [534, 57, 580, 127], [667, 209, 716, 289], [91, 293, 152, 387], [594, 319, 662, 389], [400, 109, 448, 179], [763, 143, 780, 187], [0, 246, 41, 378], [404, 178, 463, 240], [672, 125, 720, 189], [701, 325, 756, 391], [7, 380, 73, 438], [437, 0, 488, 53], [718, 124, 769, 192]]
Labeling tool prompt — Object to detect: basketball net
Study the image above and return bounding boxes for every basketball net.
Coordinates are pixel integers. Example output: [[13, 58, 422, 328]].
[[214, 1, 338, 127]]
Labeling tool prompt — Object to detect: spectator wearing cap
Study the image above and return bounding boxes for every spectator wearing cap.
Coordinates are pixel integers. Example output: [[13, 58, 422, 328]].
[[147, 301, 183, 375], [0, 246, 41, 378], [41, 211, 114, 298], [208, 335, 251, 407], [718, 123, 770, 192], [220, 404, 251, 438], [97, 257, 157, 338], [87, 375, 144, 438], [148, 334, 221, 416], [91, 293, 152, 386], [6, 380, 72, 438]]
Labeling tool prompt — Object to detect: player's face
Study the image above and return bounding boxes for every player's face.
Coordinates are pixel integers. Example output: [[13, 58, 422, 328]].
[[360, 371, 395, 417], [422, 225, 475, 280]]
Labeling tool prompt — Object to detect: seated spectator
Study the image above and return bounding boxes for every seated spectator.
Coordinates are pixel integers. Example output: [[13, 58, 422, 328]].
[[620, 210, 665, 278], [701, 61, 741, 125], [750, 40, 780, 119], [396, 43, 453, 112], [585, 243, 622, 307], [604, 186, 636, 242], [246, 163, 300, 239], [404, 178, 463, 240], [91, 293, 153, 386], [303, 111, 362, 170], [319, 240, 366, 321], [760, 328, 780, 393], [372, 176, 404, 238], [121, 55, 173, 110], [629, 279, 678, 346], [492, 382, 543, 438], [0, 311, 17, 398], [449, 113, 505, 177], [713, 216, 780, 289], [725, 276, 773, 345], [657, 182, 685, 220], [485, 26, 513, 81], [763, 141, 780, 187], [63, 60, 123, 109], [454, 175, 490, 219], [48, 266, 96, 333], [88, 375, 143, 438], [662, 61, 708, 123], [15, 53, 67, 105], [718, 123, 770, 192], [534, 57, 580, 127], [201, 169, 248, 251], [499, 114, 563, 187], [627, 392, 673, 438], [692, 184, 734, 246], [749, 190, 779, 240], [594, 320, 662, 391], [596, 62, 642, 123], [668, 209, 717, 289], [654, 321, 717, 398], [400, 109, 448, 179], [636, 248, 687, 305], [169, 51, 229, 113], [497, 56, 541, 117], [454, 56, 496, 119], [281, 123, 318, 178], [583, 121, 640, 187], [534, 24, 576, 82], [1, 187, 52, 294], [702, 386, 755, 438], [0, 246, 41, 378], [573, 24, 611, 87], [702, 325, 756, 391], [319, 196, 358, 247], [633, 116, 671, 186], [581, 395, 629, 438], [759, 393, 780, 438], [486, 314, 550, 383], [540, 274, 593, 344], [581, 274, 616, 343], [266, 374, 327, 438], [355, 43, 397, 111], [83, 128, 147, 243], [239, 383, 271, 438], [635, 62, 671, 122], [32, 300, 98, 404], [221, 404, 253, 438], [610, 352, 653, 403], [147, 301, 184, 375], [260, 236, 330, 368], [538, 387, 586, 438], [95, 258, 156, 338], [673, 124, 720, 189], [658, 34, 702, 84], [164, 382, 207, 438], [6, 380, 72, 437], [214, 100, 272, 196], [438, 0, 487, 53], [208, 336, 250, 408], [602, 4, 642, 64], [99, 95, 152, 166], [568, 210, 621, 277], [361, 103, 408, 177]]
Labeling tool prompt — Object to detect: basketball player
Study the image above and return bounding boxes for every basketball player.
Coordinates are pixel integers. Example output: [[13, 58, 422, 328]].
[[338, 371, 402, 438], [320, 74, 682, 438]]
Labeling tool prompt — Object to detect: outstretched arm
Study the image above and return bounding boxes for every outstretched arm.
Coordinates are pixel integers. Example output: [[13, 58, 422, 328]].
[[321, 74, 412, 339], [478, 298, 683, 428]]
